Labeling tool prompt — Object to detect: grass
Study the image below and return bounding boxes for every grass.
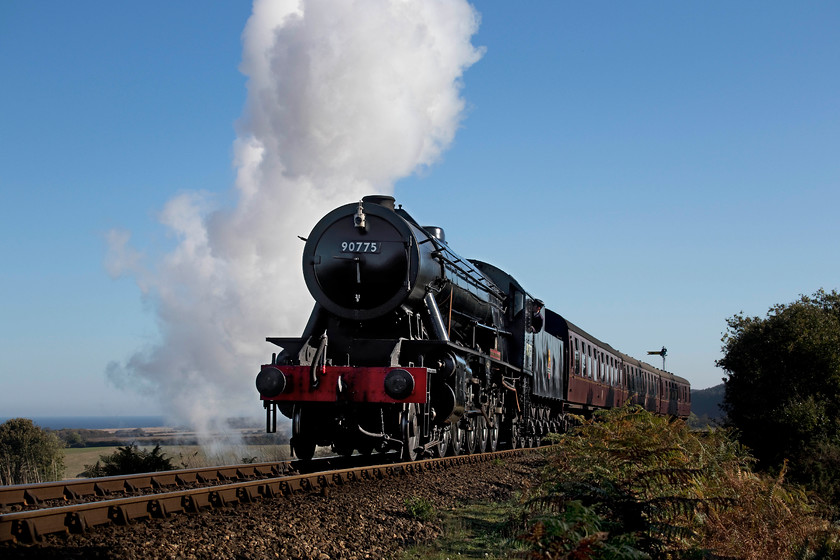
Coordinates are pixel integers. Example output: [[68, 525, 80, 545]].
[[62, 444, 291, 478], [400, 497, 529, 560], [404, 496, 437, 522], [63, 447, 120, 478]]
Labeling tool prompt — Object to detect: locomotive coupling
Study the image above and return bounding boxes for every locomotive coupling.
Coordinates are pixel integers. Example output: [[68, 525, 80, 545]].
[[256, 366, 287, 398]]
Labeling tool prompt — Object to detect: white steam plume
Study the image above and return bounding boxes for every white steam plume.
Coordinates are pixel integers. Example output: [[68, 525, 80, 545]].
[[106, 0, 483, 438]]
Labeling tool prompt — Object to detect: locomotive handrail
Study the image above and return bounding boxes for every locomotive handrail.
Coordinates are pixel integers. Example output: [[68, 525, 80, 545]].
[[431, 249, 505, 300], [472, 320, 512, 338]]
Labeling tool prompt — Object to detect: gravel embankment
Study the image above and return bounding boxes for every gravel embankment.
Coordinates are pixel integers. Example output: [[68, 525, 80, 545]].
[[4, 453, 543, 560]]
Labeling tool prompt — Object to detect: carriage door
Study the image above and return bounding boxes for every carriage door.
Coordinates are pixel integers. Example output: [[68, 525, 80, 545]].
[[524, 297, 544, 374]]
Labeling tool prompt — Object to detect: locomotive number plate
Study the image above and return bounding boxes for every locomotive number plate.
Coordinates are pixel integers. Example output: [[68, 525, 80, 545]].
[[340, 241, 381, 253]]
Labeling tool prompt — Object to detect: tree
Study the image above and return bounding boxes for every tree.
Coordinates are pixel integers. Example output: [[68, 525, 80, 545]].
[[81, 444, 174, 477], [717, 289, 840, 512], [0, 418, 66, 485]]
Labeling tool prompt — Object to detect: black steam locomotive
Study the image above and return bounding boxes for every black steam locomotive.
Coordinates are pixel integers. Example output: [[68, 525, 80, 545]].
[[255, 195, 690, 460]]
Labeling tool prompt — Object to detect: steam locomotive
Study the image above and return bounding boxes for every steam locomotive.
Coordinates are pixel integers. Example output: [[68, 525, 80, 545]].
[[255, 195, 691, 460]]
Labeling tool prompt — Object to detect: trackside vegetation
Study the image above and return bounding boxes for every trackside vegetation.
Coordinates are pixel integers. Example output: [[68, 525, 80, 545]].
[[518, 406, 838, 559], [718, 289, 840, 520], [80, 444, 175, 477], [405, 406, 840, 560], [0, 418, 65, 485]]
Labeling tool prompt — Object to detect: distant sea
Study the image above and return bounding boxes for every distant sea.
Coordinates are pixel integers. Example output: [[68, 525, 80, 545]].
[[0, 416, 168, 430]]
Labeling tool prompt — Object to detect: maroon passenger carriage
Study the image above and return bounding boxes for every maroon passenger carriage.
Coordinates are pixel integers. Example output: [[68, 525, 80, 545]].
[[255, 195, 690, 460]]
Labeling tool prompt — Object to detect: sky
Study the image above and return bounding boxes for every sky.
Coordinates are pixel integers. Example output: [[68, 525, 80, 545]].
[[1, 1, 838, 423]]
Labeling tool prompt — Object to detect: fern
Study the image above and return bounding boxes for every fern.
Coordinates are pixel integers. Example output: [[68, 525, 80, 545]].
[[516, 404, 838, 559]]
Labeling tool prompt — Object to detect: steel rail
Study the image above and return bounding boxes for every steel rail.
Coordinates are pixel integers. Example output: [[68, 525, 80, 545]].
[[0, 448, 527, 544], [0, 460, 293, 510]]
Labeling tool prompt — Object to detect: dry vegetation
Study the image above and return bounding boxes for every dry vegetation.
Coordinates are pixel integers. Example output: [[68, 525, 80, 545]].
[[514, 405, 839, 560]]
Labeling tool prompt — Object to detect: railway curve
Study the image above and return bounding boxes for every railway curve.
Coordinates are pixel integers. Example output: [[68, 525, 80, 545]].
[[1, 448, 535, 547]]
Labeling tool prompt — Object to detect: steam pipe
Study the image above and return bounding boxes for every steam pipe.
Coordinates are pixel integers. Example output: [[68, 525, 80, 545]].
[[310, 332, 327, 388], [424, 291, 449, 342], [501, 378, 521, 412]]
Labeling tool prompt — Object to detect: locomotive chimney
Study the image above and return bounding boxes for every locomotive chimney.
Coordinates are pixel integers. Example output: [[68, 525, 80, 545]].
[[361, 195, 396, 210]]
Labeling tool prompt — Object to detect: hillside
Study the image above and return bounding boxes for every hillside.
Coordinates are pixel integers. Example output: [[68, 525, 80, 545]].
[[690, 383, 725, 425]]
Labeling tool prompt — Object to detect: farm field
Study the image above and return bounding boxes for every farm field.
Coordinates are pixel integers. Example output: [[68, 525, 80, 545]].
[[63, 444, 292, 479]]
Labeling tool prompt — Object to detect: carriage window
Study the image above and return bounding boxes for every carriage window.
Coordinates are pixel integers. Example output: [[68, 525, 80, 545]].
[[584, 345, 588, 377], [598, 352, 602, 382], [600, 353, 605, 382], [582, 344, 587, 377], [596, 352, 601, 381]]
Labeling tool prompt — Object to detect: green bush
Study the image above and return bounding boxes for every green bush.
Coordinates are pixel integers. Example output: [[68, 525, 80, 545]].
[[404, 496, 437, 521], [0, 418, 65, 484], [81, 444, 174, 477]]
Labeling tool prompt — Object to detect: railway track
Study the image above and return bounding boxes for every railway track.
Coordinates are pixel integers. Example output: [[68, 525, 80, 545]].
[[0, 448, 528, 544], [0, 453, 388, 512], [0, 461, 291, 511]]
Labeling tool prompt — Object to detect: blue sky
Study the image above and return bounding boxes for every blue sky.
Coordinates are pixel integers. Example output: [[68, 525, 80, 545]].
[[1, 1, 838, 419]]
